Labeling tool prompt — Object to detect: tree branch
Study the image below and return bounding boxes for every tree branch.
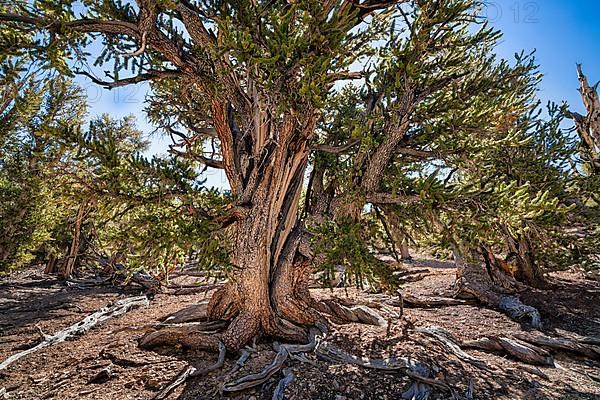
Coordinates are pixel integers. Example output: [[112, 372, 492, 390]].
[[396, 147, 438, 159], [76, 70, 180, 89], [168, 148, 225, 169], [366, 192, 420, 205], [313, 139, 360, 154]]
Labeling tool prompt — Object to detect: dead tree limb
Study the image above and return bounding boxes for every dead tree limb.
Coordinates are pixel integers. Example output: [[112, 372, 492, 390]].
[[514, 333, 600, 360], [417, 326, 489, 369], [153, 366, 196, 400], [463, 336, 554, 366]]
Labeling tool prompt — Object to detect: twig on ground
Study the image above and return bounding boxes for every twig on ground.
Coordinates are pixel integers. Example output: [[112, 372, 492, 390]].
[[153, 365, 196, 400]]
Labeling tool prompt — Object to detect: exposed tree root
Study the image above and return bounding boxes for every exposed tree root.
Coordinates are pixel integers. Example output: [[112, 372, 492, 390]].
[[314, 340, 450, 399], [223, 346, 289, 392], [190, 341, 227, 377], [317, 299, 388, 327], [153, 365, 196, 400], [417, 327, 489, 370], [463, 336, 554, 366], [272, 368, 295, 400], [138, 322, 225, 351], [315, 340, 423, 372], [152, 341, 226, 399], [227, 349, 252, 376], [161, 302, 209, 324], [0, 296, 149, 371], [222, 328, 322, 395]]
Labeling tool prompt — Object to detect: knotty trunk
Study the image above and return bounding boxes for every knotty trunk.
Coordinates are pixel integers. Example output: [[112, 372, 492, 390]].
[[206, 106, 321, 351]]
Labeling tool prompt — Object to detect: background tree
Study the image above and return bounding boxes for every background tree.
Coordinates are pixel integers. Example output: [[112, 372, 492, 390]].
[[0, 71, 85, 271]]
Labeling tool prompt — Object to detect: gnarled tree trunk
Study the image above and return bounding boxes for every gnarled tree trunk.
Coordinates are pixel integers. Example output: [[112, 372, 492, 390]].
[[204, 104, 322, 351], [567, 64, 600, 175]]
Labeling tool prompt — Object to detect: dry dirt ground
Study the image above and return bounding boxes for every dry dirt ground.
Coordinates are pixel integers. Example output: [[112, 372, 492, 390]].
[[0, 256, 599, 400]]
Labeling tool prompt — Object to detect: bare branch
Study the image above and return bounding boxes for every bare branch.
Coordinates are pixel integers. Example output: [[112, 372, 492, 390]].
[[366, 192, 420, 205], [76, 69, 180, 89], [168, 148, 225, 169], [123, 31, 147, 57], [396, 147, 438, 159], [313, 139, 360, 154]]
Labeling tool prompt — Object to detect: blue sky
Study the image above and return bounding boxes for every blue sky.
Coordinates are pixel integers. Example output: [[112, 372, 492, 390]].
[[78, 1, 600, 164], [490, 0, 599, 110]]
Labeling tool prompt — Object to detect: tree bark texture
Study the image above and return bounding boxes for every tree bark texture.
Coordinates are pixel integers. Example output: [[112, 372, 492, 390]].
[[567, 64, 600, 174], [206, 103, 321, 351]]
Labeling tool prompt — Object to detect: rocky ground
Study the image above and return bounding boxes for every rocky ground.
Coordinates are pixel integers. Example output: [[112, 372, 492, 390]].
[[0, 255, 599, 400]]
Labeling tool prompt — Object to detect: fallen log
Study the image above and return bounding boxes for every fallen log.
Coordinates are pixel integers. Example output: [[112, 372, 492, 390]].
[[514, 333, 600, 360], [400, 294, 478, 309], [0, 296, 149, 371], [463, 336, 554, 366]]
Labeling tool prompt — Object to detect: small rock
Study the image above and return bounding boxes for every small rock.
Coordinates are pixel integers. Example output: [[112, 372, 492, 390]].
[[88, 367, 113, 384], [145, 378, 161, 390]]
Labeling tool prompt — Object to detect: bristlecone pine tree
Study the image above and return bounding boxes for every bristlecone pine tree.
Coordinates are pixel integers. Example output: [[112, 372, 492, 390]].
[[1, 0, 592, 351]]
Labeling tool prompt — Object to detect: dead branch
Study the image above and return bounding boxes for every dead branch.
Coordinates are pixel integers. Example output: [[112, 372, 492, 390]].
[[0, 296, 149, 371], [514, 333, 600, 360], [417, 326, 489, 369], [463, 336, 554, 366], [153, 365, 196, 400]]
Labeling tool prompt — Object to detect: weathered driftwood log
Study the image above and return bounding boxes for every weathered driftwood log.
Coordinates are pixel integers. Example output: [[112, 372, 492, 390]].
[[0, 296, 149, 371], [455, 261, 541, 328], [463, 336, 554, 366], [514, 333, 600, 360], [417, 326, 489, 369]]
